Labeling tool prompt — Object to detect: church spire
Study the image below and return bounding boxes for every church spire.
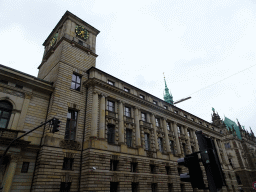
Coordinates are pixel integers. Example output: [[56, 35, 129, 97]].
[[163, 73, 174, 105]]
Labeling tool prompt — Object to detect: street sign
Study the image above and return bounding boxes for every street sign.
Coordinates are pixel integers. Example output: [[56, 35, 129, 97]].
[[253, 181, 256, 190]]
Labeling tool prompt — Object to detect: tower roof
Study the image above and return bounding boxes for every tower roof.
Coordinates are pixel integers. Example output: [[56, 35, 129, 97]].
[[223, 117, 242, 140], [163, 76, 173, 105]]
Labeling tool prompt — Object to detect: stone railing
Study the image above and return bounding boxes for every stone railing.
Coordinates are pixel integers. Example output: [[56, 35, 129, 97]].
[[139, 121, 152, 129], [106, 110, 117, 118], [0, 128, 19, 139], [125, 116, 134, 123]]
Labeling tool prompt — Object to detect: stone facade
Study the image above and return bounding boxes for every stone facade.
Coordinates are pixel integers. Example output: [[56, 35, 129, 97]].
[[0, 11, 255, 192]]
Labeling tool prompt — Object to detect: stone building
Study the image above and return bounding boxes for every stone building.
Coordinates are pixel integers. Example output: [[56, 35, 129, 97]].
[[0, 11, 255, 192]]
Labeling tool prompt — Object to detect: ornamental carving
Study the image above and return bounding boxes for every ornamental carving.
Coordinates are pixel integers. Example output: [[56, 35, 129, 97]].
[[1, 88, 24, 98], [146, 150, 154, 158], [59, 140, 81, 150]]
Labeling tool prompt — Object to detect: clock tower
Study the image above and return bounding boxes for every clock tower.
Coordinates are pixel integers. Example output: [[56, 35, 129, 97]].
[[37, 11, 100, 81]]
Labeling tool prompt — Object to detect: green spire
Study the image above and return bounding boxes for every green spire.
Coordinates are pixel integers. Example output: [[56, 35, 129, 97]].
[[163, 76, 174, 105]]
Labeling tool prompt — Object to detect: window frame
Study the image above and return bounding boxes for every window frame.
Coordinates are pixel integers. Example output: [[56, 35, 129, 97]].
[[170, 140, 175, 155], [62, 157, 74, 170], [131, 162, 137, 172], [155, 118, 160, 127], [71, 73, 81, 91], [107, 100, 115, 112], [108, 80, 115, 86], [65, 109, 78, 141], [167, 122, 170, 131], [126, 128, 133, 147], [110, 159, 118, 171], [0, 101, 13, 129], [141, 112, 146, 121], [124, 106, 131, 117], [107, 124, 115, 144], [144, 133, 150, 150], [158, 137, 163, 152], [124, 87, 130, 93], [21, 162, 30, 173]]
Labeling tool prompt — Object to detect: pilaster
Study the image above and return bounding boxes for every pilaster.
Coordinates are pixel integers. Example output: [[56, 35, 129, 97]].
[[118, 100, 124, 143], [91, 91, 98, 137], [134, 107, 141, 147], [99, 94, 106, 139]]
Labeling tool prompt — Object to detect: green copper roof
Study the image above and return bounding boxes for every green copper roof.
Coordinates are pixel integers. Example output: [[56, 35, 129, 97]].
[[223, 117, 242, 140], [163, 77, 173, 105]]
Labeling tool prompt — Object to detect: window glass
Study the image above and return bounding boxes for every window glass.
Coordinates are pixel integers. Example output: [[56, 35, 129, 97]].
[[125, 107, 131, 117], [21, 162, 30, 173], [65, 110, 77, 140], [108, 124, 115, 144], [108, 80, 114, 86], [124, 87, 130, 92], [158, 138, 163, 152], [139, 95, 145, 99], [126, 129, 132, 147], [71, 74, 81, 91], [107, 101, 115, 112], [141, 112, 146, 121], [177, 125, 181, 133], [153, 100, 157, 105], [155, 118, 160, 127], [164, 105, 167, 109], [170, 140, 175, 154], [0, 101, 12, 129], [145, 133, 150, 150], [167, 122, 170, 131]]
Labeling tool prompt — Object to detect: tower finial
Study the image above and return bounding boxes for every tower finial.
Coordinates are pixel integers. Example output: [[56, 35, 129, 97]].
[[163, 75, 173, 105]]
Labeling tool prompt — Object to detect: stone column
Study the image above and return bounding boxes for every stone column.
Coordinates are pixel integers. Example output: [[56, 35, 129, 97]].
[[2, 155, 19, 192], [163, 118, 171, 152], [91, 91, 98, 137], [134, 107, 141, 147], [99, 94, 106, 139], [173, 122, 181, 155], [118, 101, 124, 143], [214, 139, 223, 164], [184, 126, 192, 153], [192, 130, 199, 151], [151, 114, 158, 150]]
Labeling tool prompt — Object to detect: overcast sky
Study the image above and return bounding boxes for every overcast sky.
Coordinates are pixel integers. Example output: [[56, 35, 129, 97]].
[[1, 0, 256, 134]]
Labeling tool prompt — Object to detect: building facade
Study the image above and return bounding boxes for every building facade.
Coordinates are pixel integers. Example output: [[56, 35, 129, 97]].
[[0, 11, 255, 192]]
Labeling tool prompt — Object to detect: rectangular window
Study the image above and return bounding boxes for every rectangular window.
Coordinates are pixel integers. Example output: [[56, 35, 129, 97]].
[[141, 112, 146, 121], [174, 110, 178, 114], [180, 184, 185, 192], [124, 107, 131, 117], [60, 182, 71, 192], [177, 125, 181, 134], [158, 138, 163, 152], [199, 121, 202, 125], [126, 129, 132, 147], [187, 130, 190, 137], [191, 118, 194, 121], [178, 168, 181, 175], [170, 140, 175, 155], [155, 118, 160, 127], [124, 87, 130, 92], [108, 80, 115, 86], [184, 114, 187, 118], [167, 122, 170, 131], [65, 110, 77, 140], [150, 164, 156, 174], [131, 162, 137, 172], [107, 124, 115, 144], [71, 73, 81, 91], [165, 166, 170, 175], [164, 105, 167, 109], [0, 80, 8, 84], [107, 100, 115, 112], [110, 160, 118, 171], [21, 162, 30, 173], [182, 143, 186, 156], [62, 157, 74, 170], [139, 94, 145, 99], [151, 183, 157, 192], [132, 182, 138, 192], [145, 133, 150, 150], [153, 100, 157, 105], [191, 146, 195, 153], [168, 183, 173, 192], [110, 182, 118, 192], [15, 84, 23, 89]]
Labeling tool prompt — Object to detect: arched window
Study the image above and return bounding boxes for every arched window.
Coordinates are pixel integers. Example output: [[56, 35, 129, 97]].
[[0, 101, 13, 129]]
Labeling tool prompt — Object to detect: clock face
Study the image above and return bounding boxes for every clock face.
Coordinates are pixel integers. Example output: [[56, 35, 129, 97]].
[[75, 25, 89, 40], [50, 32, 58, 47]]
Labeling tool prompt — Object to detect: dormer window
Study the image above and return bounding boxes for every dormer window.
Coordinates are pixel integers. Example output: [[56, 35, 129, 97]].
[[139, 94, 145, 99], [153, 100, 157, 105], [191, 118, 194, 121], [184, 114, 187, 118], [199, 121, 202, 125], [164, 105, 167, 109], [174, 110, 178, 114], [124, 87, 130, 93], [108, 80, 115, 86]]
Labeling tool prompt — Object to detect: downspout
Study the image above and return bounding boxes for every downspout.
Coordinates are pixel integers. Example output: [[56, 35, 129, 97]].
[[78, 84, 89, 192], [30, 92, 52, 192]]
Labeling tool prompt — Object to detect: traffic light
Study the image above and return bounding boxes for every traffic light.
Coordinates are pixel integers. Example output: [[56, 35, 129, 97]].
[[52, 118, 61, 133], [196, 131, 226, 192], [178, 153, 205, 189]]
